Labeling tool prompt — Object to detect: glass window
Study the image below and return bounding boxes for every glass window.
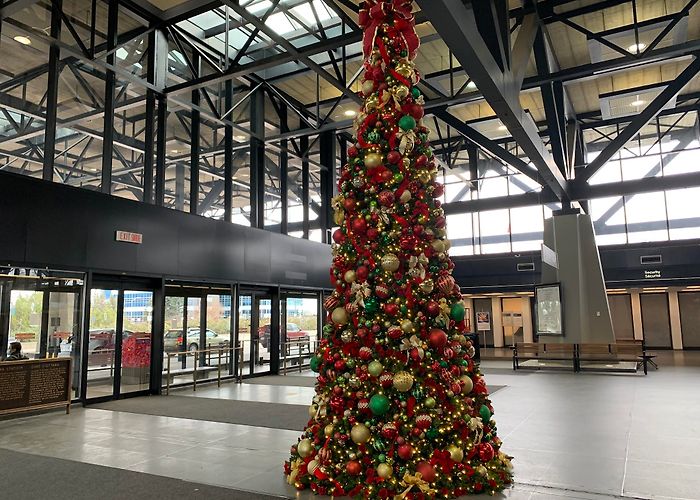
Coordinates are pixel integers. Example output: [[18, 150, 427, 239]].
[[591, 196, 627, 245], [510, 206, 544, 252], [665, 187, 700, 241], [624, 192, 668, 243], [447, 214, 473, 256], [478, 209, 511, 254]]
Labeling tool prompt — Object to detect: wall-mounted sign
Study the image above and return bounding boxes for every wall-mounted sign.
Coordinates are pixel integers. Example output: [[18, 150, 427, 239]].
[[644, 270, 661, 279], [115, 230, 143, 244]]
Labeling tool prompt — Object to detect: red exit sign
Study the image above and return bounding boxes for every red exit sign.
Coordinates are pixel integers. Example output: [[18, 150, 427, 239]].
[[115, 231, 143, 244]]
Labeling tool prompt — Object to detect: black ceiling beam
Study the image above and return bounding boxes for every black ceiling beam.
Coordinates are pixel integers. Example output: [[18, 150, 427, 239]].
[[578, 55, 700, 183], [417, 0, 569, 201], [434, 109, 541, 185]]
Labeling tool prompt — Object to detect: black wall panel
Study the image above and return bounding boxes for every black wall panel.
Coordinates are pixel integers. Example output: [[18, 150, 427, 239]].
[[0, 172, 331, 289]]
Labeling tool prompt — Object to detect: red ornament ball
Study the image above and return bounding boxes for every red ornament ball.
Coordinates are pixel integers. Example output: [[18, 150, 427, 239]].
[[479, 442, 495, 462], [356, 265, 369, 281], [415, 414, 432, 430], [332, 229, 344, 244], [425, 300, 440, 317], [378, 190, 395, 206], [397, 444, 414, 460], [379, 372, 394, 388], [367, 227, 379, 240], [410, 103, 425, 120], [387, 150, 402, 164], [343, 197, 356, 212], [429, 328, 448, 349], [415, 461, 436, 483], [352, 218, 367, 233], [415, 154, 428, 167], [346, 460, 362, 475], [384, 303, 399, 316], [348, 145, 358, 157], [381, 422, 398, 440], [432, 183, 444, 198]]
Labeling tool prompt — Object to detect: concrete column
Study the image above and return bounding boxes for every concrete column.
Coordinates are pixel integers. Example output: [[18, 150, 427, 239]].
[[491, 297, 504, 348], [668, 289, 684, 350], [630, 290, 644, 341], [521, 296, 534, 342]]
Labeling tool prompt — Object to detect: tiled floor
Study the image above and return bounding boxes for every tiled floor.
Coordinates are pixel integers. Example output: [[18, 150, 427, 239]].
[[1, 351, 699, 499]]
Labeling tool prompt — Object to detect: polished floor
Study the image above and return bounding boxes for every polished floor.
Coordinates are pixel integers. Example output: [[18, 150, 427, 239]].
[[1, 351, 699, 499]]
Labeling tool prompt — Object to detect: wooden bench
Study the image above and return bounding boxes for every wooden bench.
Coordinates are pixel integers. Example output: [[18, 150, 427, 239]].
[[513, 342, 577, 372], [578, 342, 653, 374]]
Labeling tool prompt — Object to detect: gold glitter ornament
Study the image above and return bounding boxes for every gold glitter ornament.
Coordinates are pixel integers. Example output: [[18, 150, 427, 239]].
[[420, 279, 434, 293], [297, 438, 314, 458], [377, 463, 393, 479], [350, 423, 371, 444], [381, 254, 400, 272], [447, 445, 464, 463], [392, 371, 414, 392]]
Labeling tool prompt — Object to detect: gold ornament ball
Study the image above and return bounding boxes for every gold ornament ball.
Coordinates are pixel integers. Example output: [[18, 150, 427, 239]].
[[420, 279, 434, 293], [297, 438, 314, 458], [460, 375, 474, 394], [400, 319, 414, 332], [447, 445, 464, 463], [362, 80, 375, 95], [309, 404, 317, 418], [344, 270, 357, 283], [307, 459, 320, 475], [381, 254, 400, 272], [341, 330, 353, 343], [364, 152, 383, 168], [324, 424, 335, 437], [444, 239, 452, 250], [332, 307, 349, 325], [377, 463, 393, 479], [431, 240, 445, 253], [399, 190, 412, 203], [334, 211, 344, 225], [392, 371, 414, 392], [351, 423, 371, 444]]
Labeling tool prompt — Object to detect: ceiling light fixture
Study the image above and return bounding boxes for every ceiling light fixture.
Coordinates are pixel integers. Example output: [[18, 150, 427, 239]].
[[627, 42, 646, 53], [344, 109, 357, 117], [630, 99, 646, 107], [235, 135, 246, 141], [497, 125, 507, 131], [171, 149, 179, 154], [466, 81, 477, 89], [13, 35, 31, 45]]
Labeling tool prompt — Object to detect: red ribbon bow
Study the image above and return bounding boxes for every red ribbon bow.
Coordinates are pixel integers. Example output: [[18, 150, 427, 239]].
[[430, 450, 454, 473], [359, 0, 418, 58]]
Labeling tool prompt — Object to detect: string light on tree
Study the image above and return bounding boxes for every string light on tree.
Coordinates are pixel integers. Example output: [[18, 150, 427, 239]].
[[284, 1, 513, 497]]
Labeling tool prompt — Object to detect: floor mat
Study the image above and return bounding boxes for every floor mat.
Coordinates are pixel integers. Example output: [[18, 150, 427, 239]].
[[91, 396, 309, 431], [0, 448, 284, 500]]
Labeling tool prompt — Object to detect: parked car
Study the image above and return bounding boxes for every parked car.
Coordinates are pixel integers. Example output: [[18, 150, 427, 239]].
[[259, 322, 311, 349], [87, 328, 137, 366], [163, 328, 229, 353]]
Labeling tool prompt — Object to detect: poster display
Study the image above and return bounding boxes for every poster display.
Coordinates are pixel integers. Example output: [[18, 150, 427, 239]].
[[0, 359, 71, 416], [476, 311, 491, 331], [535, 283, 563, 335]]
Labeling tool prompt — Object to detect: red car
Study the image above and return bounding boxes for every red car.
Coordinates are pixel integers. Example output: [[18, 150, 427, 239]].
[[259, 323, 311, 349]]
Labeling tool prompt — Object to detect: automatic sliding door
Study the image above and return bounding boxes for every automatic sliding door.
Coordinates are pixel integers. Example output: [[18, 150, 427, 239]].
[[253, 296, 272, 374], [119, 290, 153, 395]]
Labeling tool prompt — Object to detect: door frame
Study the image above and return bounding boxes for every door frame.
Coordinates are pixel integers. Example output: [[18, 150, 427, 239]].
[[82, 274, 163, 403], [238, 286, 279, 377]]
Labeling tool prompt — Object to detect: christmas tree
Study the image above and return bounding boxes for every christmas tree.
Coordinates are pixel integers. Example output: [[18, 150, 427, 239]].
[[284, 1, 513, 497]]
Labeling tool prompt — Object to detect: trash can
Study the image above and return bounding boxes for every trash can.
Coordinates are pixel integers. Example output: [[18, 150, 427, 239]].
[[466, 332, 480, 362]]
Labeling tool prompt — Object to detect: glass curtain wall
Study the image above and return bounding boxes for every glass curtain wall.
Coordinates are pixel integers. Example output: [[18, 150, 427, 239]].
[[0, 268, 84, 399]]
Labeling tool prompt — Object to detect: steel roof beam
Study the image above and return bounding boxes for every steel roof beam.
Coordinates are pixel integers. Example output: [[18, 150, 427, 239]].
[[416, 0, 569, 201]]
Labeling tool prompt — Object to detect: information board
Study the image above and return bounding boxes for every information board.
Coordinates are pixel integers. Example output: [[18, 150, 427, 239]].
[[535, 283, 564, 336], [0, 359, 71, 416]]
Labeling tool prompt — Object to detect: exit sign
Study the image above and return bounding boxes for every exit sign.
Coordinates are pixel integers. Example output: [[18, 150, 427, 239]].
[[115, 231, 143, 244]]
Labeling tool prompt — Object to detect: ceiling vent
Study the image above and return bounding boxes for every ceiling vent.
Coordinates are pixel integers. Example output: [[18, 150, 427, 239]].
[[588, 15, 688, 64], [517, 262, 535, 272], [599, 82, 676, 120]]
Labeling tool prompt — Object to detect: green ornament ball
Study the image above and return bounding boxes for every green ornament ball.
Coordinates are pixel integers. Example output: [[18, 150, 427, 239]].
[[425, 428, 439, 440], [450, 302, 466, 322], [369, 394, 391, 416], [424, 397, 436, 409], [411, 87, 421, 98], [368, 360, 384, 377], [399, 115, 417, 131], [310, 356, 322, 372], [393, 173, 404, 183], [480, 404, 492, 422], [365, 297, 379, 314]]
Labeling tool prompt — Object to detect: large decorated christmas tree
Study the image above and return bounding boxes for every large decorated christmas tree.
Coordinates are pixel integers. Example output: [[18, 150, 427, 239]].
[[284, 1, 513, 497]]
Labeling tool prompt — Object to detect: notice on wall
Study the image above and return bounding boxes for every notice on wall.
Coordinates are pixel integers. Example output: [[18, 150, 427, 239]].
[[0, 359, 71, 415]]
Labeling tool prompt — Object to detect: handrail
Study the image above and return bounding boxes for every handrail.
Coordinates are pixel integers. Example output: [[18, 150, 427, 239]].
[[164, 345, 244, 395], [280, 337, 319, 375]]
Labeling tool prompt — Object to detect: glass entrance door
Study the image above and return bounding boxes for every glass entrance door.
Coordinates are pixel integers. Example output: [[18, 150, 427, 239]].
[[86, 288, 154, 400], [253, 295, 272, 375], [237, 289, 276, 377]]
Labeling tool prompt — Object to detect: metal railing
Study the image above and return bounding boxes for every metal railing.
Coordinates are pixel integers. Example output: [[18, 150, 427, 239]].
[[163, 345, 244, 395], [281, 338, 319, 374]]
